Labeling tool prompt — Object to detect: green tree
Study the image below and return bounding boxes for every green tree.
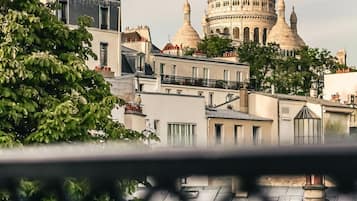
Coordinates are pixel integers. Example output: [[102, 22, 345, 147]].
[[0, 0, 156, 200], [237, 42, 280, 91], [237, 42, 346, 95], [197, 35, 234, 57]]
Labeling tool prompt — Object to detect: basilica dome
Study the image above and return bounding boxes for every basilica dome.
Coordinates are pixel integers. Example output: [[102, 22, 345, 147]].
[[172, 0, 201, 49], [267, 0, 305, 51]]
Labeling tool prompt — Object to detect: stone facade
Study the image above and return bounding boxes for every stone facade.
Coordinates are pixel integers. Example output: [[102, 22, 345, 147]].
[[203, 0, 277, 45], [202, 0, 305, 50]]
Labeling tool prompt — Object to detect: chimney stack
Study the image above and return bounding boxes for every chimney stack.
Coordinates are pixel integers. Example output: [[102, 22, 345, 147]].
[[240, 87, 248, 113]]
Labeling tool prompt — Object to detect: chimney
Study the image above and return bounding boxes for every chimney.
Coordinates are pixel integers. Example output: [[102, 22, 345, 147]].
[[240, 87, 248, 113]]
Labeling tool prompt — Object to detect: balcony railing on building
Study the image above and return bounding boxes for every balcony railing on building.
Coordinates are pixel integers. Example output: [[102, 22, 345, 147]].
[[160, 75, 254, 90]]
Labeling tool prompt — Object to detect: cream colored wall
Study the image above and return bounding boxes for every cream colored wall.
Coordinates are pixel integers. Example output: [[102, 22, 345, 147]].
[[248, 94, 278, 144], [124, 114, 146, 132], [140, 93, 207, 148], [86, 27, 121, 77], [207, 118, 272, 146], [278, 100, 308, 145], [152, 56, 250, 82], [323, 72, 357, 103]]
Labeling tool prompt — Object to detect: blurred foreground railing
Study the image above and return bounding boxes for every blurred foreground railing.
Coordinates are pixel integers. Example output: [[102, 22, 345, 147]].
[[1, 143, 357, 201]]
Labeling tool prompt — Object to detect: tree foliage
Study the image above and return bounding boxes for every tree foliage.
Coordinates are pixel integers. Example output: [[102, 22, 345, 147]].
[[0, 0, 156, 200], [0, 0, 153, 147], [237, 42, 347, 95], [197, 35, 234, 57]]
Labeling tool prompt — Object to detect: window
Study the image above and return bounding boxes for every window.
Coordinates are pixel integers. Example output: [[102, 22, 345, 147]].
[[100, 6, 109, 29], [223, 27, 229, 35], [168, 123, 196, 147], [209, 92, 214, 106], [203, 68, 209, 85], [233, 0, 239, 6], [234, 125, 243, 145], [263, 28, 267, 45], [243, 27, 250, 42], [152, 61, 156, 73], [236, 71, 242, 82], [253, 126, 261, 145], [172, 65, 176, 76], [192, 67, 198, 78], [59, 0, 67, 24], [215, 2, 220, 7], [223, 1, 229, 6], [100, 43, 108, 67], [154, 120, 159, 131], [215, 124, 223, 145], [254, 28, 259, 43], [233, 27, 240, 39], [160, 63, 165, 75], [224, 70, 229, 81]]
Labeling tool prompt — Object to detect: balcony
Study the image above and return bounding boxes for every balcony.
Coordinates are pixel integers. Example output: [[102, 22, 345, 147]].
[[160, 75, 253, 90], [1, 144, 357, 201]]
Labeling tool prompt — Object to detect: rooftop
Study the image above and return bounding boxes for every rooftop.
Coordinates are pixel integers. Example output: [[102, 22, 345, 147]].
[[253, 92, 353, 109], [206, 108, 273, 121], [152, 53, 248, 67]]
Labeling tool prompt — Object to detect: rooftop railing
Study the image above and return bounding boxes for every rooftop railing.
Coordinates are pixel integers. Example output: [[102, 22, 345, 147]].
[[1, 144, 357, 201], [160, 75, 254, 90]]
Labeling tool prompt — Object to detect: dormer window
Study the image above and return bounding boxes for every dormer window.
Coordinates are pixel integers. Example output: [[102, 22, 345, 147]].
[[100, 6, 109, 29]]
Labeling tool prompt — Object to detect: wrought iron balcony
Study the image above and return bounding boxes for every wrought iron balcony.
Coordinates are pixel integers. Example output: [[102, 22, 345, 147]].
[[160, 74, 253, 90], [1, 144, 357, 201]]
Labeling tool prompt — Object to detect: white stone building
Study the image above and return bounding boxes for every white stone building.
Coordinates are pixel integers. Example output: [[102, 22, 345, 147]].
[[202, 0, 305, 51]]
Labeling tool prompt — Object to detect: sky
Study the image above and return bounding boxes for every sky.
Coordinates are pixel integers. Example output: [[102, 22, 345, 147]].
[[122, 0, 357, 66]]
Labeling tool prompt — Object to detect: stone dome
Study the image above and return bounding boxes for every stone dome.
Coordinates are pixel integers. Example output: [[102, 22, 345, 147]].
[[172, 0, 201, 49], [172, 24, 201, 49], [267, 0, 304, 50]]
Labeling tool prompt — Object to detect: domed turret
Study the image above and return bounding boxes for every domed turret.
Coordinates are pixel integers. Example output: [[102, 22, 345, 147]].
[[290, 6, 297, 29], [267, 0, 304, 50], [172, 0, 201, 49]]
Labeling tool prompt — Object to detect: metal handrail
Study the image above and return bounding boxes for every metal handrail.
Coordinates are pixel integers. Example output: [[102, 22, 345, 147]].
[[0, 143, 356, 178], [160, 74, 252, 90]]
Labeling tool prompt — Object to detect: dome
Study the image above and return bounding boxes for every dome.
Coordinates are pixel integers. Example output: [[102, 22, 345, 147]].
[[172, 24, 201, 49], [172, 0, 201, 49], [267, 0, 304, 50], [267, 19, 303, 50]]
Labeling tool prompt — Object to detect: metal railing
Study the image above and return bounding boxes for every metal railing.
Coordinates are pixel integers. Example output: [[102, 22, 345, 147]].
[[1, 143, 357, 201], [160, 75, 253, 90]]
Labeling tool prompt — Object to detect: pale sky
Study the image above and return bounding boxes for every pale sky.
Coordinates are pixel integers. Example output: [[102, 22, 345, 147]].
[[122, 0, 357, 66]]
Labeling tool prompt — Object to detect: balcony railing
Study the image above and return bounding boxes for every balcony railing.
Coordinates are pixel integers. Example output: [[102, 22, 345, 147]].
[[1, 144, 357, 201], [160, 75, 254, 90]]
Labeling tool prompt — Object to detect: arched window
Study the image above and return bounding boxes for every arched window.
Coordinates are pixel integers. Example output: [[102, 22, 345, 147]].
[[216, 28, 221, 34], [233, 27, 240, 39], [254, 28, 259, 43], [262, 28, 267, 45], [243, 27, 250, 42], [223, 27, 229, 35]]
